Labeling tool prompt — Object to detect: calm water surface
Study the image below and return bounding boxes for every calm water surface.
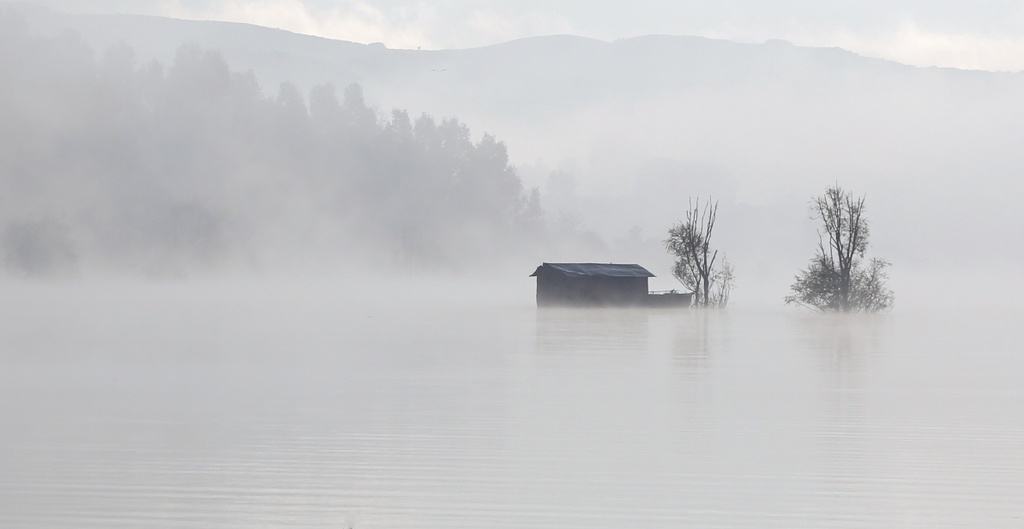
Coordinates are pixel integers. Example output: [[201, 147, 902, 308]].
[[1, 284, 1021, 528]]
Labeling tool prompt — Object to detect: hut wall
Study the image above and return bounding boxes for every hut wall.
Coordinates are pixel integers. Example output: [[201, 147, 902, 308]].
[[536, 272, 649, 307]]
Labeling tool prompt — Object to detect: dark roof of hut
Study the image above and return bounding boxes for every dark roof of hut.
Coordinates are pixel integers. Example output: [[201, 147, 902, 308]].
[[530, 263, 655, 278]]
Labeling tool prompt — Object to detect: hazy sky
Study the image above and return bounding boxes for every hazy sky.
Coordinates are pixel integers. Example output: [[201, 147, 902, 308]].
[[20, 0, 1024, 70]]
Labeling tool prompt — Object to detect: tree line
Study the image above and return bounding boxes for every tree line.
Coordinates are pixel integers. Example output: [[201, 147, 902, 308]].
[[666, 185, 894, 312], [0, 15, 548, 275]]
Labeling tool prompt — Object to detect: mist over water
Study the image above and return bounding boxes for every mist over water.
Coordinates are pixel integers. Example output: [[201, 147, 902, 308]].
[[2, 282, 1022, 528], [3, 2, 1024, 527]]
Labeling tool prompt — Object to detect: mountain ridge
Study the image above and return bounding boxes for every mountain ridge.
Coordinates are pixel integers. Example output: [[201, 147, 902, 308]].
[[10, 3, 1021, 76], [5, 1, 1024, 280]]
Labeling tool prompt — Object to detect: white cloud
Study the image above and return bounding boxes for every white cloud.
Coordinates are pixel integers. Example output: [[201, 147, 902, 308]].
[[464, 9, 576, 45], [694, 19, 1024, 72], [157, 0, 579, 50], [823, 24, 1024, 72], [159, 0, 437, 48]]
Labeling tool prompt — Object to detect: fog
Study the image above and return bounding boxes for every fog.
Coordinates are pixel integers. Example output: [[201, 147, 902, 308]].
[[0, 8, 561, 280], [4, 4, 1024, 306], [3, 281, 1024, 528], [3, 3, 1024, 528]]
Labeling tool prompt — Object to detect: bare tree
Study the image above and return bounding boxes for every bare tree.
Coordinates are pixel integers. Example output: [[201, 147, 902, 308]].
[[786, 185, 893, 312], [712, 257, 735, 308], [665, 198, 733, 307]]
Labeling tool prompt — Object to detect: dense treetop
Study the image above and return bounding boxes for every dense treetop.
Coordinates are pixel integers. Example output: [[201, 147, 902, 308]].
[[0, 14, 546, 275]]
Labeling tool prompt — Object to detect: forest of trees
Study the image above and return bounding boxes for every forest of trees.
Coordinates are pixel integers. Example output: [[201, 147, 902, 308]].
[[0, 12, 549, 275]]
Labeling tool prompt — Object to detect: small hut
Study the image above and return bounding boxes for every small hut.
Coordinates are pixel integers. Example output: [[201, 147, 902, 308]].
[[530, 262, 655, 307]]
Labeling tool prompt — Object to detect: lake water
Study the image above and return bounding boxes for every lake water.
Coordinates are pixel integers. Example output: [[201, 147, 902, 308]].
[[1, 282, 1022, 528]]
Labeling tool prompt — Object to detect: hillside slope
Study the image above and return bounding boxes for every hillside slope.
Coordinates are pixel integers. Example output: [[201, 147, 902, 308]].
[[8, 4, 1024, 298]]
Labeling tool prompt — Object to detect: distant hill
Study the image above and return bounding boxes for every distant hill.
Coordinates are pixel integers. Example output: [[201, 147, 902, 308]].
[[8, 3, 1024, 293], [19, 7, 1022, 161]]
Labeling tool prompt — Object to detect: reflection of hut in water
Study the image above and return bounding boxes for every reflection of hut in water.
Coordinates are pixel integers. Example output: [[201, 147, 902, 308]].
[[534, 305, 651, 354], [530, 262, 691, 307]]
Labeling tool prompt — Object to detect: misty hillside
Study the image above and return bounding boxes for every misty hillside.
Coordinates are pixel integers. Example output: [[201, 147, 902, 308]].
[[21, 6, 1024, 163], [1, 9, 580, 277], [6, 3, 1024, 295]]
